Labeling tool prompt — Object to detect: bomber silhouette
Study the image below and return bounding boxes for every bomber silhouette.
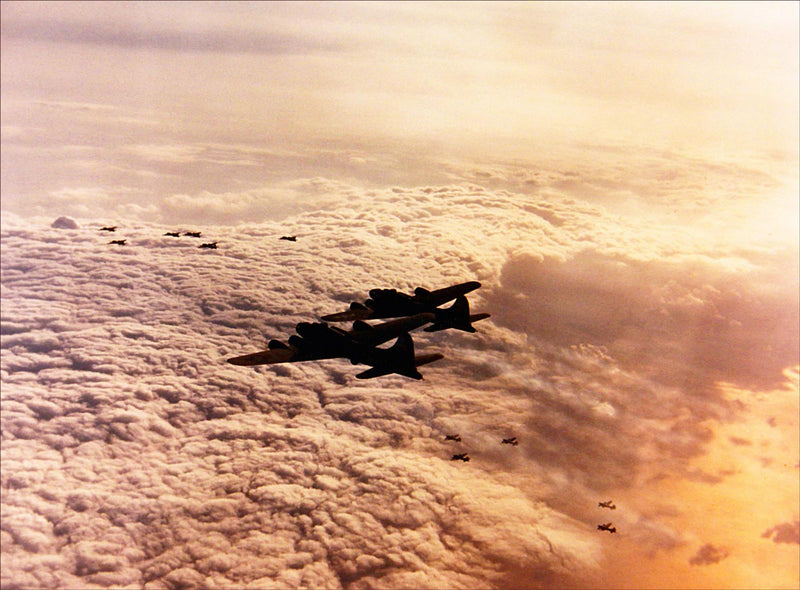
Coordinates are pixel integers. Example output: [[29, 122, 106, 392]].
[[164, 232, 181, 237], [322, 281, 490, 333], [451, 453, 470, 462], [598, 500, 617, 510], [445, 434, 462, 442], [183, 231, 202, 238], [597, 523, 617, 533], [280, 236, 297, 242], [501, 437, 518, 446], [227, 313, 442, 380], [100, 226, 117, 232], [109, 239, 126, 245], [199, 242, 218, 249]]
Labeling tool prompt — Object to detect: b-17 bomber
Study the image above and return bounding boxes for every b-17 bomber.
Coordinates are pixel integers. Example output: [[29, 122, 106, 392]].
[[598, 500, 616, 510], [445, 434, 462, 442], [451, 453, 470, 462], [109, 239, 127, 246], [321, 281, 490, 332], [597, 523, 617, 533], [100, 226, 117, 232], [501, 437, 518, 446], [199, 242, 218, 249], [228, 313, 442, 380]]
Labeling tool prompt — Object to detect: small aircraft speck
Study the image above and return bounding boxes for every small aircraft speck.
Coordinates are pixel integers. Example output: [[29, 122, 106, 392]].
[[280, 236, 297, 242], [451, 453, 470, 462], [199, 242, 218, 249], [597, 523, 617, 533], [109, 239, 126, 245], [164, 232, 181, 237], [445, 434, 462, 442], [100, 226, 117, 232], [183, 231, 202, 238], [598, 500, 616, 510], [501, 437, 518, 446]]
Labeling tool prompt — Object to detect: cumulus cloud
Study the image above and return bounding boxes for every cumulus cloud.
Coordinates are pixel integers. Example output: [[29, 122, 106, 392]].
[[762, 521, 800, 545], [51, 216, 79, 230], [688, 543, 730, 566], [1, 183, 797, 589]]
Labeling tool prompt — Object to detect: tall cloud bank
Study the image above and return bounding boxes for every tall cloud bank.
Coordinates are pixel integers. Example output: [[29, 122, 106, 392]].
[[2, 184, 798, 589]]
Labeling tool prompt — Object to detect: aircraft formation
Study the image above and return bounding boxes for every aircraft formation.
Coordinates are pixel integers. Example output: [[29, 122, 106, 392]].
[[597, 500, 618, 533], [227, 281, 490, 380], [95, 224, 301, 249], [443, 433, 519, 465]]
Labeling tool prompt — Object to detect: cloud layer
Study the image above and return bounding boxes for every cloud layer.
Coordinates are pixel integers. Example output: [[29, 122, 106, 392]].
[[2, 183, 798, 589]]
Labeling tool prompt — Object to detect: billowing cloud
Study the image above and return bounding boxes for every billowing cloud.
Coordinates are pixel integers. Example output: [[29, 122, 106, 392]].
[[688, 543, 730, 566], [762, 521, 800, 545], [2, 180, 797, 588]]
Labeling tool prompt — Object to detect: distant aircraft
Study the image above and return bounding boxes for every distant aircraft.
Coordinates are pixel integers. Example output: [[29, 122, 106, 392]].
[[501, 437, 518, 446], [227, 313, 443, 380], [109, 239, 126, 245], [321, 281, 488, 327], [280, 236, 297, 242], [451, 453, 470, 462], [199, 242, 218, 249], [183, 231, 202, 238], [598, 500, 616, 510], [597, 523, 617, 533], [99, 226, 117, 232], [164, 232, 181, 237], [444, 434, 462, 442]]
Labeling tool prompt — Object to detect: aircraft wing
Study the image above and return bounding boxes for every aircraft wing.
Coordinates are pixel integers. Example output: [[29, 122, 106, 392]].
[[226, 348, 296, 366], [320, 308, 373, 322], [350, 313, 435, 347]]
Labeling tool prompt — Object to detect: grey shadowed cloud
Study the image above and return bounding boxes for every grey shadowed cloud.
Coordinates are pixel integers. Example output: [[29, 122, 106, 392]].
[[1, 183, 796, 589], [762, 521, 800, 545], [688, 543, 730, 566], [1, 9, 348, 56]]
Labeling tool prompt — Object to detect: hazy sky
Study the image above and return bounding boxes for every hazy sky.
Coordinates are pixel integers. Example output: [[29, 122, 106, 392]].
[[1, 2, 798, 589]]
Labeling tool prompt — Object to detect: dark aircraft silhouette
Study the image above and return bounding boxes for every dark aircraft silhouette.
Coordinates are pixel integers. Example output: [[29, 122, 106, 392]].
[[164, 232, 181, 237], [199, 242, 218, 249], [227, 313, 442, 380], [451, 453, 470, 462], [445, 434, 462, 442], [280, 236, 297, 242], [598, 500, 616, 510], [597, 523, 617, 533], [321, 282, 489, 331], [100, 226, 117, 232], [109, 239, 126, 245], [183, 231, 202, 238], [501, 437, 518, 446]]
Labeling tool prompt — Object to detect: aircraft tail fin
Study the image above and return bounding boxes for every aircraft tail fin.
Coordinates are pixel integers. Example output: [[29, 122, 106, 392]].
[[414, 287, 431, 298], [425, 296, 490, 332], [355, 333, 443, 379], [350, 302, 368, 311], [268, 339, 289, 349]]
